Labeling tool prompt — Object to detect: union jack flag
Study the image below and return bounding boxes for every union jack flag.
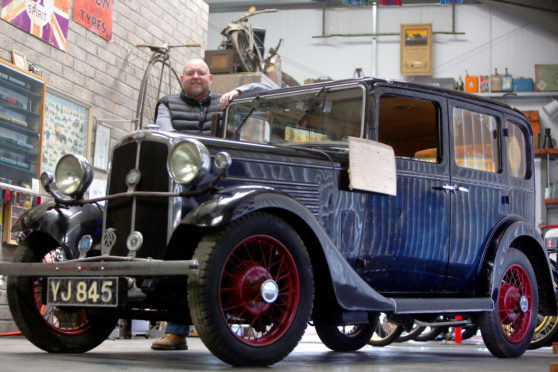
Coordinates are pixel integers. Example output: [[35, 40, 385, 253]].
[[1, 0, 71, 51]]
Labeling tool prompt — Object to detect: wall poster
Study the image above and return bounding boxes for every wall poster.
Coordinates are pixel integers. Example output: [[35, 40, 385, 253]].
[[400, 23, 432, 76], [42, 88, 91, 174], [73, 0, 113, 40], [1, 0, 71, 51]]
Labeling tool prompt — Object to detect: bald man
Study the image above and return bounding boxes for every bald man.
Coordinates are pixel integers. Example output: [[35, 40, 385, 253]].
[[155, 58, 270, 134]]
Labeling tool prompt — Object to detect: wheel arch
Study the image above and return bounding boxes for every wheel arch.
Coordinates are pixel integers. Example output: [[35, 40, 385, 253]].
[[477, 219, 557, 316], [181, 186, 395, 313]]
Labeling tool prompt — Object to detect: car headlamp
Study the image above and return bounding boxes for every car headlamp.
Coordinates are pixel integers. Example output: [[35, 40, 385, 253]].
[[168, 139, 210, 185], [54, 154, 94, 198]]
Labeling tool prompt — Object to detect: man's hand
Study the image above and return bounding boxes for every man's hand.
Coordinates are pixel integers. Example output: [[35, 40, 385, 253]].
[[219, 89, 240, 110]]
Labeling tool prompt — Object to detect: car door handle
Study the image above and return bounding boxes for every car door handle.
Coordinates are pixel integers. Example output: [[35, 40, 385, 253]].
[[441, 184, 469, 193]]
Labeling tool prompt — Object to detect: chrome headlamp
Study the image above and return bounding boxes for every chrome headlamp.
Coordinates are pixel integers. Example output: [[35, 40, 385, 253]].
[[167, 139, 211, 185], [54, 154, 94, 198]]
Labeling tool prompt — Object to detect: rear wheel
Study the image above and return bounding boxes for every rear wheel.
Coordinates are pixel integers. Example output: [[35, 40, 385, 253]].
[[397, 321, 425, 342], [315, 323, 375, 351], [7, 241, 118, 353], [479, 248, 537, 357], [188, 212, 313, 366]]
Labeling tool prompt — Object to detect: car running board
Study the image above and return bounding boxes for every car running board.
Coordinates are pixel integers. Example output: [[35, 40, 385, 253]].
[[393, 297, 494, 314]]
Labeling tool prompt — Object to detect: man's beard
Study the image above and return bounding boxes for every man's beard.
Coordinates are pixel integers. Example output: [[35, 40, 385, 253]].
[[186, 84, 206, 97]]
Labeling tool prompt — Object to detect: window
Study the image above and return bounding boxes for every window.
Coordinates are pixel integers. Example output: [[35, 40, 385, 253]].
[[225, 86, 364, 144], [506, 120, 527, 178], [452, 107, 499, 173], [377, 95, 440, 162]]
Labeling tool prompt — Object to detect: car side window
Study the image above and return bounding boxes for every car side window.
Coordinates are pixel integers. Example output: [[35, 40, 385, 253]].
[[505, 120, 527, 179], [452, 107, 500, 173], [377, 94, 440, 163]]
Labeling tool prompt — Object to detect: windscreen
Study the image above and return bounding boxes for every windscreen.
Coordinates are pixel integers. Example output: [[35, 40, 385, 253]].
[[225, 86, 365, 145]]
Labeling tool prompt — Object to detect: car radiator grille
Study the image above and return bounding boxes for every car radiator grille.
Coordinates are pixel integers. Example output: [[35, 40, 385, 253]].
[[105, 140, 170, 259]]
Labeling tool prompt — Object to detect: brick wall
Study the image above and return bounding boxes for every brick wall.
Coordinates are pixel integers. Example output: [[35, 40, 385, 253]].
[[0, 0, 209, 334], [0, 0, 209, 152]]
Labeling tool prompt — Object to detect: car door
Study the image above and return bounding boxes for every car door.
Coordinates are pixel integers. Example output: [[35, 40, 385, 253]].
[[358, 87, 451, 293], [445, 99, 508, 291]]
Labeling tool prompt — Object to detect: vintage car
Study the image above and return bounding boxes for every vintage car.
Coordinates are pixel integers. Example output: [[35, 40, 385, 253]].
[[1, 77, 556, 366]]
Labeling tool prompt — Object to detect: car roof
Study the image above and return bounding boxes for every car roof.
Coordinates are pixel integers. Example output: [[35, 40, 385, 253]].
[[236, 77, 524, 118]]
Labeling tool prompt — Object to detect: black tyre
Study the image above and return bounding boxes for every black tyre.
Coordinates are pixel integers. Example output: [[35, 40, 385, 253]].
[[412, 325, 449, 342], [315, 323, 375, 352], [368, 313, 404, 347], [230, 30, 262, 72], [397, 322, 426, 342], [188, 212, 314, 366], [479, 248, 538, 358], [528, 315, 558, 349], [7, 241, 118, 353]]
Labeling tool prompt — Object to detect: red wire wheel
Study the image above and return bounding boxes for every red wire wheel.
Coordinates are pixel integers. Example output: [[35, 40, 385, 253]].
[[498, 264, 533, 344], [219, 235, 300, 346]]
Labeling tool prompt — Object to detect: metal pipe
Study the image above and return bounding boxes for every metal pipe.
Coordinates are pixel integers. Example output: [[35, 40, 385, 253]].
[[372, 3, 377, 77]]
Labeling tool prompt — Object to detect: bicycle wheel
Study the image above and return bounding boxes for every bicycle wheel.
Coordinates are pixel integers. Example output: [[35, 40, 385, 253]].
[[136, 56, 182, 130], [230, 30, 262, 72], [368, 313, 403, 347]]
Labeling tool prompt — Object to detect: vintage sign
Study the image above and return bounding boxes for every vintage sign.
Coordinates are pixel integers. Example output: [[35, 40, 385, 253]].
[[348, 137, 396, 196], [1, 0, 71, 50], [73, 0, 113, 40], [400, 23, 432, 76]]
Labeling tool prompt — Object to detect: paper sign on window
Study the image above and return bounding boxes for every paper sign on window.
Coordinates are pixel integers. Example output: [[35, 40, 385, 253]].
[[348, 137, 396, 196]]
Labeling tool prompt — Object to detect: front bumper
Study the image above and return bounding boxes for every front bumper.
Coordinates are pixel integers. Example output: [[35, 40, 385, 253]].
[[0, 256, 199, 277]]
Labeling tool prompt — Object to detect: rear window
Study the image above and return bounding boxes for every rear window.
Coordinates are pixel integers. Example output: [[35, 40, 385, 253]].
[[506, 120, 528, 179]]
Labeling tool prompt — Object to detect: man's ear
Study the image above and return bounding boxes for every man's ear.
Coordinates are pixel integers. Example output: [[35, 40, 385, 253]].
[[209, 73, 214, 83]]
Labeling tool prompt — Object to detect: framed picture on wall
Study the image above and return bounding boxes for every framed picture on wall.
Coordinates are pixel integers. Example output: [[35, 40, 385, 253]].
[[42, 87, 92, 174], [10, 49, 27, 70], [400, 24, 432, 76]]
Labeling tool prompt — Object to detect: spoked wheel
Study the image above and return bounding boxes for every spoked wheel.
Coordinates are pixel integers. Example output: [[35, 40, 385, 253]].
[[230, 30, 262, 72], [479, 248, 537, 357], [188, 212, 314, 366], [529, 315, 558, 349], [7, 240, 118, 353], [315, 323, 376, 351], [368, 313, 403, 347], [397, 321, 426, 342], [135, 56, 181, 129]]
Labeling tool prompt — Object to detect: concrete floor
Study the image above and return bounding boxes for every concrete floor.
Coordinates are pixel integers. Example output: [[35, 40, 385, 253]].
[[0, 332, 556, 372]]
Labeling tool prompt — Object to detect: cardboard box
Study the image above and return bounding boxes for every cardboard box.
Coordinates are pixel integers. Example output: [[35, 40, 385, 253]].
[[465, 76, 478, 93], [521, 110, 540, 147], [512, 78, 534, 92], [535, 64, 558, 91]]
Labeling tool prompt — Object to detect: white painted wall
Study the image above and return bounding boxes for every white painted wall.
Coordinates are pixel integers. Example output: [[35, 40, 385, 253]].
[[208, 4, 558, 85]]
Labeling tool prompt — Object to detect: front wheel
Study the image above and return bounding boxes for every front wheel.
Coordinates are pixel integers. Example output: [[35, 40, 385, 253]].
[[188, 212, 314, 366], [230, 30, 262, 72], [479, 247, 538, 358], [7, 240, 118, 353], [315, 323, 375, 352]]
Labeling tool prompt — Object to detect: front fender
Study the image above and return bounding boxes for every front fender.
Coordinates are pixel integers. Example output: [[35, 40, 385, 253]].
[[14, 200, 104, 260], [183, 185, 395, 312]]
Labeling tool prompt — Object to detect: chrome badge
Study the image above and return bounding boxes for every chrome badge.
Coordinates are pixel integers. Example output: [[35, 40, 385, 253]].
[[102, 228, 117, 256]]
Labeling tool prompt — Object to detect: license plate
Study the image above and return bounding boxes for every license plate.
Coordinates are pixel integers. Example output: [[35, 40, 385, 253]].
[[47, 277, 118, 307]]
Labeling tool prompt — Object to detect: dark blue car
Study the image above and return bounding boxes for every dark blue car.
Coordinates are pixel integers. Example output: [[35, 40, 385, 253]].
[[2, 78, 556, 366]]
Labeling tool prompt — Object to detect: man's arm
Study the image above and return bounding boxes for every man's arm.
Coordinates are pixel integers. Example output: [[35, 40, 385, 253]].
[[155, 103, 175, 131], [219, 82, 273, 110]]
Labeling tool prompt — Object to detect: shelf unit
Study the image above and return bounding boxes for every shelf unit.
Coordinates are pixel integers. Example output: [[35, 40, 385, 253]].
[[0, 58, 45, 188], [535, 149, 558, 226], [476, 91, 558, 99]]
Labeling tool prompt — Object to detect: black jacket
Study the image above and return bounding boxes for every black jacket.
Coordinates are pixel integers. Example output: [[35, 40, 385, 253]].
[[156, 91, 221, 134]]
